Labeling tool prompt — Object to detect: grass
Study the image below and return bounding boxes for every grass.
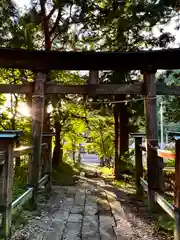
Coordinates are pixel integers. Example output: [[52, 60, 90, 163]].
[[52, 159, 81, 185], [113, 178, 135, 191], [12, 209, 28, 227], [164, 159, 175, 168], [98, 166, 114, 178], [98, 166, 135, 193], [13, 165, 28, 201], [155, 213, 174, 235], [12, 181, 27, 201]]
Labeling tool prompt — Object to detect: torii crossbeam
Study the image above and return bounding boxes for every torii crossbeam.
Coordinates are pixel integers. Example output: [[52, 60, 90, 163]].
[[0, 47, 179, 70]]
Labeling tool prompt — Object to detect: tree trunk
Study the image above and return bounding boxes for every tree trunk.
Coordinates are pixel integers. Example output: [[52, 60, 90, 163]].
[[15, 140, 20, 168], [40, 1, 52, 166], [72, 141, 76, 163], [72, 150, 75, 163], [119, 103, 129, 157], [59, 141, 63, 163], [100, 158, 105, 167], [119, 95, 129, 174], [10, 93, 21, 173], [52, 118, 62, 168], [99, 127, 106, 164], [40, 3, 68, 171], [114, 104, 120, 179], [78, 146, 81, 164]]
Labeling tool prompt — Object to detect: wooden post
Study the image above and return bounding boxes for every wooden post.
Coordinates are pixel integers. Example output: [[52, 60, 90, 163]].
[[143, 70, 160, 211], [15, 139, 20, 172], [157, 156, 165, 193], [30, 72, 45, 206], [0, 134, 17, 239], [135, 136, 143, 196], [114, 104, 119, 178], [88, 70, 99, 84], [47, 138, 52, 192], [42, 132, 54, 192], [0, 131, 23, 176], [42, 113, 51, 176], [27, 152, 32, 187], [174, 138, 180, 240]]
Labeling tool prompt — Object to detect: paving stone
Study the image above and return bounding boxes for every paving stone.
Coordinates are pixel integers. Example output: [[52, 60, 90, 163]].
[[84, 204, 98, 215], [82, 237, 100, 240], [53, 186, 65, 196], [82, 219, 98, 237], [63, 222, 81, 237], [60, 198, 74, 211], [53, 210, 69, 222], [45, 231, 61, 240], [65, 186, 77, 195], [100, 226, 116, 240], [71, 205, 84, 214], [74, 190, 85, 206], [99, 191, 107, 198], [86, 194, 97, 203], [63, 235, 81, 240], [51, 221, 65, 235], [109, 200, 125, 221], [99, 215, 116, 227], [106, 191, 117, 202], [83, 215, 98, 222], [68, 213, 83, 223]]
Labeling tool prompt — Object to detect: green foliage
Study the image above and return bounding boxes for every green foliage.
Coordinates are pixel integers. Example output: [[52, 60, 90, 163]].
[[12, 209, 28, 227], [158, 70, 180, 124], [12, 182, 27, 201], [98, 166, 113, 176], [12, 156, 29, 200], [85, 114, 114, 162], [52, 159, 81, 185], [156, 214, 174, 235], [164, 159, 175, 167]]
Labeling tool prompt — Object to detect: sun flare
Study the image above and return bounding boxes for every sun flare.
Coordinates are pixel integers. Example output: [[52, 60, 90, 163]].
[[18, 103, 31, 117]]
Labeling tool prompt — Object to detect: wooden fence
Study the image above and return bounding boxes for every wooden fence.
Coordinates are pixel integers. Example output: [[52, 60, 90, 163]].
[[133, 134, 180, 240], [0, 131, 54, 239]]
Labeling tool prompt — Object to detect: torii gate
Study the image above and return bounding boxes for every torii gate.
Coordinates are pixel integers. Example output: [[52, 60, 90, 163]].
[[0, 47, 180, 227]]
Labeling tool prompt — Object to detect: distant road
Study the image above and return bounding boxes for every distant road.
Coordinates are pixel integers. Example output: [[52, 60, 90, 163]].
[[80, 153, 100, 166]]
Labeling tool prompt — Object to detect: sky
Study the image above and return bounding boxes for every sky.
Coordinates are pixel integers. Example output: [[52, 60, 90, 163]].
[[153, 18, 180, 48], [14, 0, 30, 9]]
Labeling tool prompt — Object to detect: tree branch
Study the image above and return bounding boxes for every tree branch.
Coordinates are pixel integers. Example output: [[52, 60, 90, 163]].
[[40, 0, 46, 16], [40, 0, 51, 49], [50, 8, 62, 36], [0, 122, 7, 130], [47, 6, 56, 20]]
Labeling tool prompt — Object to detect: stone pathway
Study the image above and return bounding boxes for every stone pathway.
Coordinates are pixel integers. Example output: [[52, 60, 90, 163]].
[[12, 175, 135, 240], [11, 175, 171, 240]]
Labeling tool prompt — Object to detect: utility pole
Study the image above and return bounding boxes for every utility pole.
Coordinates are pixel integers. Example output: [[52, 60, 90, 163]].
[[160, 102, 164, 149], [166, 132, 168, 144]]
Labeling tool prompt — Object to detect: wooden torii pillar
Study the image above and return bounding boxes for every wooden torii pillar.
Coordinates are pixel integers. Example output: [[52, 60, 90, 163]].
[[30, 72, 45, 207], [143, 69, 162, 211], [88, 70, 99, 85]]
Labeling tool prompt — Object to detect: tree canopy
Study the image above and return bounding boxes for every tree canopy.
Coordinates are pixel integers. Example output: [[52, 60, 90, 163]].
[[0, 0, 178, 175]]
